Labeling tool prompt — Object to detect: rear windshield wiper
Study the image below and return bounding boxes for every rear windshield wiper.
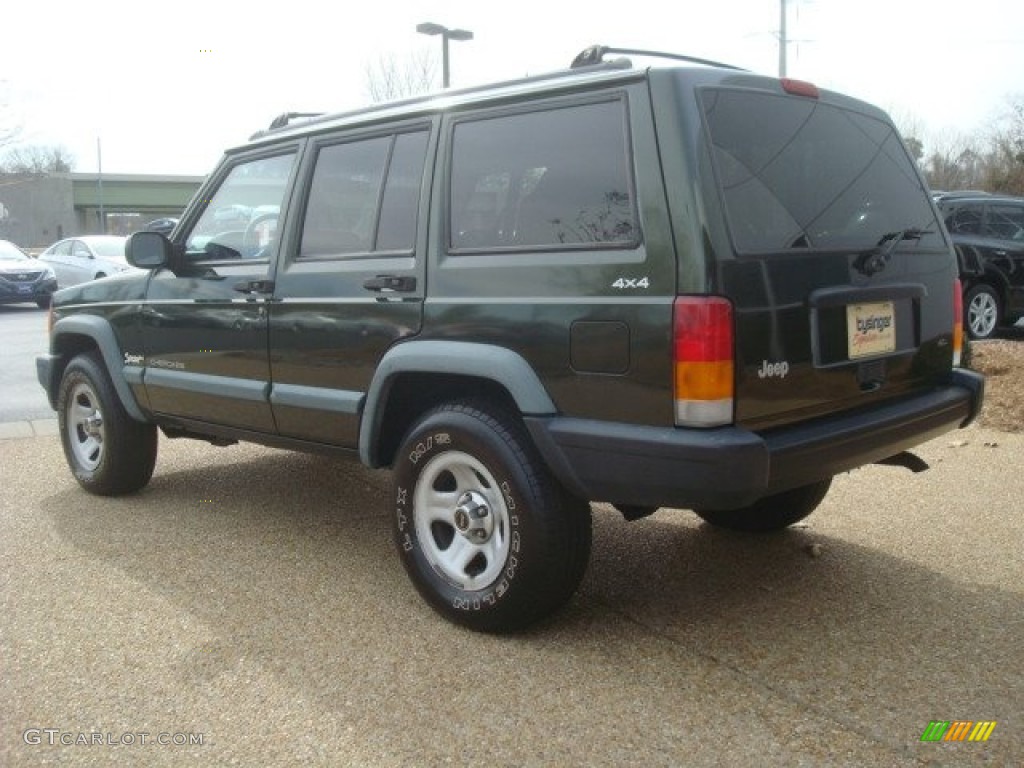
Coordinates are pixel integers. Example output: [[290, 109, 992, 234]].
[[854, 228, 933, 276]]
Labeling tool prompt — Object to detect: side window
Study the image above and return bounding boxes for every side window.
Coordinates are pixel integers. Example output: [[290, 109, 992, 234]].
[[299, 129, 428, 258], [946, 204, 982, 235], [52, 241, 72, 257], [185, 152, 296, 261], [985, 204, 1024, 241], [72, 241, 91, 258], [449, 99, 637, 251]]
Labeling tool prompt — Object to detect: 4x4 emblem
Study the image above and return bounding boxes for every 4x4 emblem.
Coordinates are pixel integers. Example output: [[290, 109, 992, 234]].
[[611, 276, 650, 290]]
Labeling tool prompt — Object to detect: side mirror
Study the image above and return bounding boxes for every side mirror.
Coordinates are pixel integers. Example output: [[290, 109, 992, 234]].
[[126, 231, 172, 269]]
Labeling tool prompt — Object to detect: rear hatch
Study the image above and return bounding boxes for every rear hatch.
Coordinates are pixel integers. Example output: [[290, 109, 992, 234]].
[[695, 77, 956, 430]]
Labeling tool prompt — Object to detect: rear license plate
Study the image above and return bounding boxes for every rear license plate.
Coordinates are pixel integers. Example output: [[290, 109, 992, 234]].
[[847, 301, 895, 359]]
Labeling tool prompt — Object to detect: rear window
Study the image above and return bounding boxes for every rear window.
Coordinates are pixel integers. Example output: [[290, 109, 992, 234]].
[[700, 88, 942, 253]]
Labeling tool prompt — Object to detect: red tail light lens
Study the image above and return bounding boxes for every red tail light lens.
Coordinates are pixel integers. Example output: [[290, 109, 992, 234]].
[[673, 297, 734, 427], [781, 78, 820, 99], [952, 279, 964, 367]]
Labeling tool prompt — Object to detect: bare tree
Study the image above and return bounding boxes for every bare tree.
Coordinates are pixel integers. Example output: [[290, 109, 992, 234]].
[[982, 94, 1024, 195], [364, 50, 438, 103], [0, 144, 75, 173], [0, 81, 22, 151], [890, 109, 925, 165], [923, 132, 987, 192]]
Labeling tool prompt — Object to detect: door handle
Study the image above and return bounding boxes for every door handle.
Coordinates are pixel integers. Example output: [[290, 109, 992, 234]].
[[233, 279, 275, 294], [363, 275, 416, 292]]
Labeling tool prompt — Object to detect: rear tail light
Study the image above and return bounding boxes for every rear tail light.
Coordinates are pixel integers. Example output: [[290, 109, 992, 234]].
[[952, 279, 964, 367], [673, 297, 734, 427]]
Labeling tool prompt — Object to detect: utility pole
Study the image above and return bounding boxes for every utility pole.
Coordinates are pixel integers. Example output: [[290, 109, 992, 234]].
[[778, 0, 788, 78], [97, 137, 105, 235]]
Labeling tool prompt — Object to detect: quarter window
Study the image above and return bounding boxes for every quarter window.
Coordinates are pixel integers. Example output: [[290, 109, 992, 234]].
[[449, 100, 637, 251]]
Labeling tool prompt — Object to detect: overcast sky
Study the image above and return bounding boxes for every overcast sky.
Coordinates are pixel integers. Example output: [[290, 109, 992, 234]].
[[2, 0, 1022, 176]]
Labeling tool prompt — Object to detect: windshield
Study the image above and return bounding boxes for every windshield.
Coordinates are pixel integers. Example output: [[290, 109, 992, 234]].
[[700, 88, 943, 253], [0, 240, 29, 260]]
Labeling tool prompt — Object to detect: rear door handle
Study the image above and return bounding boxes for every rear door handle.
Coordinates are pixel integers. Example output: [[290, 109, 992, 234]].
[[363, 275, 416, 292]]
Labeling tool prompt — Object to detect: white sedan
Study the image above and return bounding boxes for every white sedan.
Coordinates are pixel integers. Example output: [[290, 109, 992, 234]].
[[38, 236, 134, 288]]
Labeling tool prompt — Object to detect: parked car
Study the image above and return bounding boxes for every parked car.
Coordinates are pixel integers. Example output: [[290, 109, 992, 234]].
[[936, 194, 1024, 339], [145, 218, 179, 236], [37, 236, 132, 288], [37, 45, 983, 632], [0, 239, 58, 307]]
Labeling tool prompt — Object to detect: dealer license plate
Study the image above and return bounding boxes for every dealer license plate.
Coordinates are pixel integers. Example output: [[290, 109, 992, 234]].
[[847, 301, 895, 359]]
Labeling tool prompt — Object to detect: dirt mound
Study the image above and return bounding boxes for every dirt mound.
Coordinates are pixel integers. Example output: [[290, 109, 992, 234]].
[[970, 340, 1024, 433]]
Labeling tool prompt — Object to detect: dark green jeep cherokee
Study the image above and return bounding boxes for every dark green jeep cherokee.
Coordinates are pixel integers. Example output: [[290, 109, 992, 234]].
[[38, 48, 984, 631]]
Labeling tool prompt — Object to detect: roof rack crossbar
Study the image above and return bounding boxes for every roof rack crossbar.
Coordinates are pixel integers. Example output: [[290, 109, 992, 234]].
[[571, 45, 746, 72]]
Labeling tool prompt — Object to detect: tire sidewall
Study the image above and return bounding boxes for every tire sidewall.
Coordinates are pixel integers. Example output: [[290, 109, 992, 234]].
[[56, 352, 156, 495], [393, 408, 548, 627], [57, 357, 110, 488]]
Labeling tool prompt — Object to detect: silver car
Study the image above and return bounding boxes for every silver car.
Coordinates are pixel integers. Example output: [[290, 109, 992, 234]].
[[38, 236, 133, 288]]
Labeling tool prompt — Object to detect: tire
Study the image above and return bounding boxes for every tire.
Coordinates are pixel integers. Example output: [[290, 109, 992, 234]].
[[694, 478, 832, 533], [393, 402, 592, 632], [36, 299, 50, 309], [964, 283, 1001, 340], [57, 351, 157, 495]]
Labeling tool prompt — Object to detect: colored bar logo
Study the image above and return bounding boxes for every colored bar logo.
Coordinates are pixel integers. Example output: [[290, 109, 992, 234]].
[[920, 721, 997, 742]]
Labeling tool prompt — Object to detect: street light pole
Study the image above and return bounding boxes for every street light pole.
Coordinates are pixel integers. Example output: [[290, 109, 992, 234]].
[[416, 22, 474, 88]]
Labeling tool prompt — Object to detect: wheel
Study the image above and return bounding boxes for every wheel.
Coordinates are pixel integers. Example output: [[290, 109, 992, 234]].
[[964, 284, 1001, 340], [694, 478, 832, 532], [393, 402, 592, 632], [36, 299, 50, 309], [94, 272, 107, 280], [57, 351, 157, 495]]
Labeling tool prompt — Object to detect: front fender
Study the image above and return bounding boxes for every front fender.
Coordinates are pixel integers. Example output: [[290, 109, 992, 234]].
[[45, 315, 149, 423]]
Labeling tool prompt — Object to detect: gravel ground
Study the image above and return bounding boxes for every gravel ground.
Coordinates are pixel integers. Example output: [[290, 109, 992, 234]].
[[1, 420, 1021, 767], [970, 339, 1024, 433]]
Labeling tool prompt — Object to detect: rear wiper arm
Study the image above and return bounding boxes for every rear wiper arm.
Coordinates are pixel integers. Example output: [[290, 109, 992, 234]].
[[855, 228, 933, 275]]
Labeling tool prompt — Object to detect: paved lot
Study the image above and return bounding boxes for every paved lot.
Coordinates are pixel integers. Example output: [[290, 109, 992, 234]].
[[0, 305, 54, 424], [1, 425, 1020, 767]]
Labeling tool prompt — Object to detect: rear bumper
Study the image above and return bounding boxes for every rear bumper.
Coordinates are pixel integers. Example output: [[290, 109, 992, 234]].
[[526, 369, 985, 510]]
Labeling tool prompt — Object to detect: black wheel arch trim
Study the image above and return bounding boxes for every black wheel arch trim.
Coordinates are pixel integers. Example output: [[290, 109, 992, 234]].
[[359, 340, 557, 467], [43, 315, 149, 423]]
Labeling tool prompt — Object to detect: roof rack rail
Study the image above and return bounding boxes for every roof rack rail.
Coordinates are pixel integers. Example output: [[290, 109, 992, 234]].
[[570, 45, 746, 72], [267, 112, 325, 130]]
